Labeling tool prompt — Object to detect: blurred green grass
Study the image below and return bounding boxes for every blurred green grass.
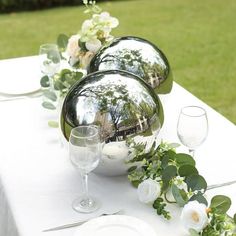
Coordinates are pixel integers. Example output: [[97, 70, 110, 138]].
[[0, 0, 236, 123]]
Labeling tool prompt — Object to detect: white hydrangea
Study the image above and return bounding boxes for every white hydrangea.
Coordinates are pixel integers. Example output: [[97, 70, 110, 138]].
[[137, 178, 161, 204], [181, 200, 208, 232]]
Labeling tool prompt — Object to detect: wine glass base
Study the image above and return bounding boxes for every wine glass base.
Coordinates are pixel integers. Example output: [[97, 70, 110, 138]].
[[72, 196, 101, 213]]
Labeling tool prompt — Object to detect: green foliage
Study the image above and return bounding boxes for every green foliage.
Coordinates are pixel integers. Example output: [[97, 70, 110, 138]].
[[210, 195, 231, 214], [40, 68, 84, 113], [57, 34, 69, 51], [189, 194, 208, 206], [174, 153, 196, 167], [185, 174, 207, 192], [202, 212, 236, 236], [42, 101, 56, 110], [127, 140, 236, 236], [179, 165, 198, 177], [162, 165, 177, 191], [40, 75, 50, 87], [189, 229, 200, 236], [153, 197, 171, 220], [43, 90, 57, 102], [171, 184, 188, 207]]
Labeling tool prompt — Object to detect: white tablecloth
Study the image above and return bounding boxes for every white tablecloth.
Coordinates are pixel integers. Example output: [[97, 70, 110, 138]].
[[0, 56, 235, 236]]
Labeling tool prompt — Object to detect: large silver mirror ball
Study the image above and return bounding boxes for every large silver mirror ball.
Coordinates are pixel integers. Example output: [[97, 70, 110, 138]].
[[88, 36, 173, 94], [61, 70, 164, 176]]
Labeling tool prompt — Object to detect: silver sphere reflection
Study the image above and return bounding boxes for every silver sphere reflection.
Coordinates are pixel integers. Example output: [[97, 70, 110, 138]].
[[88, 36, 173, 94], [61, 70, 164, 176]]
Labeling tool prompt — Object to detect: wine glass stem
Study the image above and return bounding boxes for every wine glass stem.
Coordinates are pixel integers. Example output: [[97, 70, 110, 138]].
[[189, 149, 195, 158], [81, 173, 89, 200]]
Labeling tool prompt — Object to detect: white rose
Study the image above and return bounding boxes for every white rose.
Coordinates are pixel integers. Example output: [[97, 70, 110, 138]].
[[85, 38, 102, 53], [66, 34, 80, 61], [137, 179, 161, 204], [181, 200, 208, 232]]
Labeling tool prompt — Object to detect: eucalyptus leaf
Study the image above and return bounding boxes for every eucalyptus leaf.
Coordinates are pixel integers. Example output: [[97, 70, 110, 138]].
[[172, 184, 188, 207], [75, 72, 84, 80], [210, 195, 231, 214], [43, 90, 57, 102], [178, 165, 198, 177], [40, 75, 50, 87], [131, 180, 141, 188], [175, 153, 195, 166], [48, 121, 59, 128], [162, 165, 177, 191], [128, 166, 137, 173], [42, 101, 56, 110], [57, 34, 69, 50], [186, 174, 207, 192], [54, 80, 66, 90], [161, 154, 169, 169], [166, 150, 176, 160], [60, 69, 72, 76], [189, 194, 208, 206], [189, 229, 200, 236]]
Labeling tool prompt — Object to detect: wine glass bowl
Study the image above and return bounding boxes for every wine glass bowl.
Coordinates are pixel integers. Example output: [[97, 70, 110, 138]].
[[177, 106, 208, 157], [69, 126, 101, 213]]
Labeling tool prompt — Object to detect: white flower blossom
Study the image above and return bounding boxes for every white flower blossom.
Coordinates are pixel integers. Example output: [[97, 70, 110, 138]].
[[66, 34, 80, 64], [181, 200, 208, 232], [81, 19, 94, 33], [137, 178, 161, 204], [85, 38, 102, 53], [99, 12, 119, 28], [66, 10, 118, 68]]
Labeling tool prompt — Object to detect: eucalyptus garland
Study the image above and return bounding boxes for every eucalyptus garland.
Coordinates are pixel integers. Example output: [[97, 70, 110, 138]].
[[127, 140, 236, 235]]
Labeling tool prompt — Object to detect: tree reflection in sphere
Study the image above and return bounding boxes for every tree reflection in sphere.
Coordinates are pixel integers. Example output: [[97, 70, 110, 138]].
[[88, 36, 173, 94], [61, 70, 164, 175]]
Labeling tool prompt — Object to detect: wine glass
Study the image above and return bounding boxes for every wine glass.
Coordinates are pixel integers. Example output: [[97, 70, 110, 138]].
[[39, 43, 61, 90], [69, 125, 101, 213], [177, 106, 208, 157]]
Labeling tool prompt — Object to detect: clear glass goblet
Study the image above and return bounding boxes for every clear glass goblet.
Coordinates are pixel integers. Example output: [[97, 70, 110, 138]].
[[39, 43, 61, 89], [69, 125, 101, 213], [177, 106, 208, 157]]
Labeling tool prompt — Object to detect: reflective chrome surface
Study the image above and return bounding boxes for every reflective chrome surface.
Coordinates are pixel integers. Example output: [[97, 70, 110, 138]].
[[88, 36, 173, 94], [61, 70, 164, 176]]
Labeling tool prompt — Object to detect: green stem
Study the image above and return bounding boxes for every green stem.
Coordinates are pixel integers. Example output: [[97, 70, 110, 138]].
[[164, 192, 177, 204]]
